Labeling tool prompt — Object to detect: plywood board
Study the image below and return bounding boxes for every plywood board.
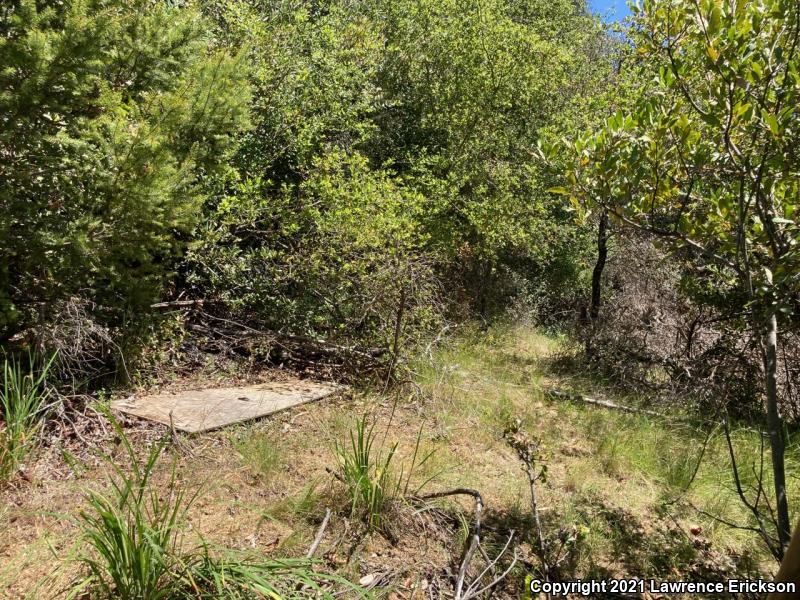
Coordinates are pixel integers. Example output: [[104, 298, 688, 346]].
[[112, 380, 341, 433]]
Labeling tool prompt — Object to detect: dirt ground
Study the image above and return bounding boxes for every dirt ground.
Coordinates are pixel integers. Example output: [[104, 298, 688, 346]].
[[0, 328, 771, 599]]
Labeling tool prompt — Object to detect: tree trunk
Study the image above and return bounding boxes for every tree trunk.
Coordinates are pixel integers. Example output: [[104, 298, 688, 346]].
[[388, 285, 407, 381], [586, 210, 608, 357], [762, 310, 792, 557], [590, 210, 608, 322]]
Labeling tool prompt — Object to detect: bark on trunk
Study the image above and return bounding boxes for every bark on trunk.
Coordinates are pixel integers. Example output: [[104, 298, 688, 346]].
[[590, 211, 609, 322], [762, 310, 792, 557], [388, 285, 407, 381], [586, 211, 608, 357], [768, 517, 800, 600]]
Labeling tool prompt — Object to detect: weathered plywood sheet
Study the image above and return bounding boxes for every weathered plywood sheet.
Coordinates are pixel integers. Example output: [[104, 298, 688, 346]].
[[112, 380, 341, 433]]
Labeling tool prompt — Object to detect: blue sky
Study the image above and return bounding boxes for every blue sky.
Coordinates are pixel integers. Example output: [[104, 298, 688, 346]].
[[588, 0, 632, 21]]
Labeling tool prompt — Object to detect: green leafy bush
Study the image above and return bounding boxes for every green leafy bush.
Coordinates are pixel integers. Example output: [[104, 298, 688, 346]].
[[0, 0, 250, 348], [183, 0, 607, 359], [187, 150, 443, 355]]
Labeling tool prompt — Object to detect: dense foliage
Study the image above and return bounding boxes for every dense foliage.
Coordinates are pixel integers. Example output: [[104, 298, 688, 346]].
[[2, 0, 800, 577], [1, 0, 611, 366], [186, 0, 611, 351], [0, 0, 251, 347], [561, 0, 800, 557]]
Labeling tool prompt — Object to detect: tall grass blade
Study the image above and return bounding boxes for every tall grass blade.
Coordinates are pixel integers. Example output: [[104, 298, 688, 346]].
[[0, 352, 56, 480]]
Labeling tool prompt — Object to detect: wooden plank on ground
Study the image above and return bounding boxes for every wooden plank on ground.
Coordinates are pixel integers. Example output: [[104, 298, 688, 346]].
[[112, 380, 341, 433]]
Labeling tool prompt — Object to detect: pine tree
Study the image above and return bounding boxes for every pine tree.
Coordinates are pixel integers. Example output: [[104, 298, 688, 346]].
[[0, 0, 250, 343]]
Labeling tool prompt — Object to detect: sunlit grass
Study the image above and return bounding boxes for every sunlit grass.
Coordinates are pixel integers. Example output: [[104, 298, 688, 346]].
[[415, 323, 797, 571], [1, 353, 56, 481], [332, 415, 436, 531], [233, 428, 286, 480], [70, 416, 365, 599]]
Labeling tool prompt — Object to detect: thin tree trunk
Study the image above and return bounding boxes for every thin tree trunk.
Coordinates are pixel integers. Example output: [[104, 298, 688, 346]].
[[768, 517, 800, 600], [388, 285, 407, 381], [586, 210, 608, 356], [590, 210, 608, 321], [762, 310, 792, 557]]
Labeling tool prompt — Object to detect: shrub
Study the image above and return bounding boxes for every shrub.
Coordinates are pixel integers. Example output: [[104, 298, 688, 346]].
[[0, 0, 250, 350], [186, 151, 443, 359]]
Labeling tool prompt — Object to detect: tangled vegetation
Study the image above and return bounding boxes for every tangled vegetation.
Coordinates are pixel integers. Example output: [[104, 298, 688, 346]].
[[2, 0, 800, 597]]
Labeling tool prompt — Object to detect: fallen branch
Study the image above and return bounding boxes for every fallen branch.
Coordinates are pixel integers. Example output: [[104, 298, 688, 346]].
[[189, 311, 390, 373], [414, 488, 516, 600], [150, 299, 205, 309], [462, 533, 518, 600], [546, 388, 663, 418], [280, 333, 387, 360], [307, 508, 332, 558], [325, 466, 345, 483]]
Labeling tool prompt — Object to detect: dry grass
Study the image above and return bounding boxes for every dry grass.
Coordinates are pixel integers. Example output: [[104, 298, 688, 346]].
[[0, 324, 787, 598]]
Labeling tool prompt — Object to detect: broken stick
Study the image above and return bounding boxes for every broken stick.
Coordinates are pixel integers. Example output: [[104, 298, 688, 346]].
[[415, 488, 516, 600], [546, 388, 663, 418], [307, 508, 332, 559]]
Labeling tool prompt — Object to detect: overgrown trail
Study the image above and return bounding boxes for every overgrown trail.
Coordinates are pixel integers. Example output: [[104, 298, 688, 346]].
[[4, 0, 798, 596], [0, 327, 783, 598]]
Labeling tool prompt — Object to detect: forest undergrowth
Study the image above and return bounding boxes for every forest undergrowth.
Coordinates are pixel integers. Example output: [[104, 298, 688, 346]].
[[0, 325, 787, 598]]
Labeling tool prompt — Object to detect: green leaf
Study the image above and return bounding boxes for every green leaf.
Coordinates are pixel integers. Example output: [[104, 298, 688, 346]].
[[547, 187, 569, 195], [762, 111, 780, 135], [708, 2, 722, 35]]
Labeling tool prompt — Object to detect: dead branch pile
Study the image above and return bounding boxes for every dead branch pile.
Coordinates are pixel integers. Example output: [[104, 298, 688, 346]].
[[580, 234, 800, 422], [35, 297, 120, 382], [176, 307, 391, 377]]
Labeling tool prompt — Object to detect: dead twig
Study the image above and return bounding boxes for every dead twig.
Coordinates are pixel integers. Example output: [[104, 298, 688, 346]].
[[505, 421, 550, 586], [721, 413, 781, 559], [546, 388, 663, 418], [462, 533, 518, 600], [414, 488, 516, 600], [307, 508, 332, 559], [168, 411, 193, 456], [150, 299, 205, 309]]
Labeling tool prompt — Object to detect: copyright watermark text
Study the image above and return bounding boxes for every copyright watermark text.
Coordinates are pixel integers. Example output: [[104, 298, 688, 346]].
[[527, 578, 795, 596]]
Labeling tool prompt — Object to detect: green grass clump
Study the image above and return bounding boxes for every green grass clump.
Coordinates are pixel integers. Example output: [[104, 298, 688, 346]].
[[71, 417, 365, 599], [334, 415, 434, 530], [1, 353, 55, 481], [234, 429, 286, 480], [266, 482, 326, 525], [71, 422, 192, 599]]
